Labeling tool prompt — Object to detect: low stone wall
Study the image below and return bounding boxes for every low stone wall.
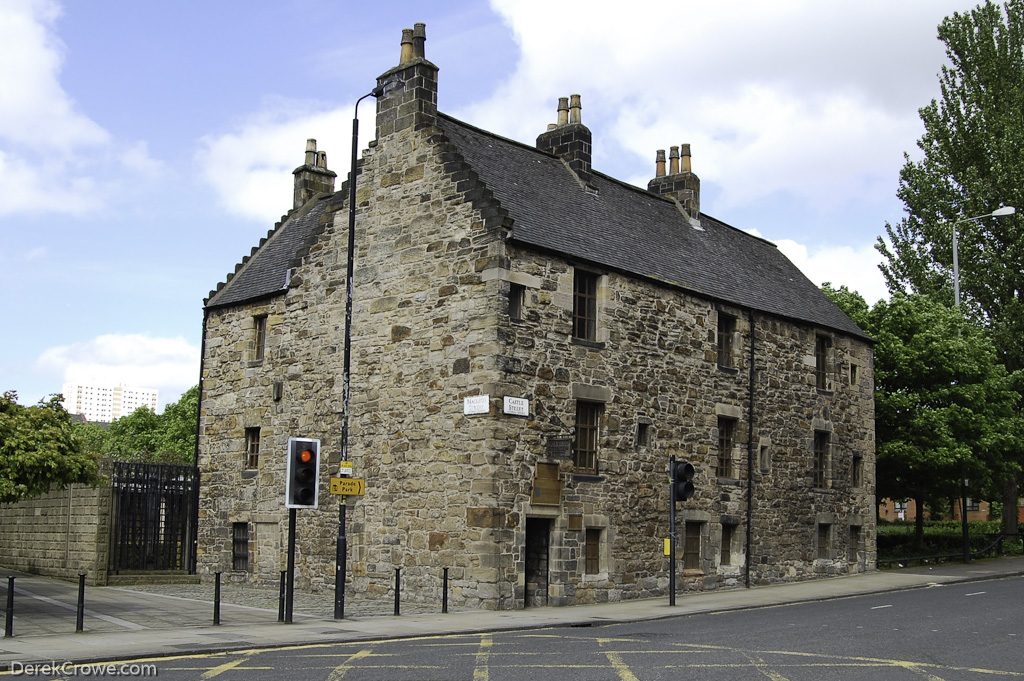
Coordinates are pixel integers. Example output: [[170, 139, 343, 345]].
[[0, 484, 113, 585]]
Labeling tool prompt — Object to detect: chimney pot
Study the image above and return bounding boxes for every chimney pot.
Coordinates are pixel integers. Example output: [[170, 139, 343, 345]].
[[547, 123, 557, 131], [680, 143, 692, 172], [655, 150, 666, 178], [557, 97, 569, 127], [317, 150, 327, 169], [400, 28, 414, 64], [413, 22, 426, 59], [305, 139, 317, 166], [569, 94, 582, 125], [669, 146, 679, 175]]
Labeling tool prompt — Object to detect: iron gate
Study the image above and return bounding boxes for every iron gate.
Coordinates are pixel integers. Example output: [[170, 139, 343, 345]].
[[110, 462, 199, 573]]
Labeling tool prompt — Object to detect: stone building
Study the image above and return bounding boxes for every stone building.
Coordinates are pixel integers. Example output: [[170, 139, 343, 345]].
[[197, 24, 875, 610]]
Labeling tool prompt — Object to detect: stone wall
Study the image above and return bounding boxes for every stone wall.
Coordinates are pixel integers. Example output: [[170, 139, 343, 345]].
[[0, 484, 112, 585]]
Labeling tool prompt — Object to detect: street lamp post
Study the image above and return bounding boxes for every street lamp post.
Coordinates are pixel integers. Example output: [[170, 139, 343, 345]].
[[335, 84, 386, 620], [947, 204, 1015, 564]]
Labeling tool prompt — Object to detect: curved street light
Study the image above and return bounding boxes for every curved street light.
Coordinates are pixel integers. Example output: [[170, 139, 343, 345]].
[[951, 205, 1016, 307]]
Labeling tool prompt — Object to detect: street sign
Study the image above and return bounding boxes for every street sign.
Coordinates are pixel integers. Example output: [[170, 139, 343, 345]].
[[337, 461, 353, 476], [330, 477, 365, 496]]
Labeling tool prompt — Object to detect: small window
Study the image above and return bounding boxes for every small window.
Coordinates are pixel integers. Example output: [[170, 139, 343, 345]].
[[572, 270, 598, 341], [245, 427, 261, 470], [966, 498, 980, 512], [813, 430, 829, 487], [817, 523, 831, 560], [850, 363, 859, 386], [254, 315, 268, 361], [717, 313, 736, 368], [717, 417, 736, 478], [585, 528, 602, 574], [759, 444, 771, 474], [851, 454, 863, 487], [683, 522, 702, 570], [721, 524, 735, 565], [636, 422, 651, 448], [848, 526, 861, 563], [573, 401, 602, 474], [509, 283, 525, 321], [815, 335, 832, 390], [232, 522, 249, 571]]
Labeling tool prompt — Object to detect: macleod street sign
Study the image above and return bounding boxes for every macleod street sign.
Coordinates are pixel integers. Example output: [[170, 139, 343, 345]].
[[330, 477, 366, 496]]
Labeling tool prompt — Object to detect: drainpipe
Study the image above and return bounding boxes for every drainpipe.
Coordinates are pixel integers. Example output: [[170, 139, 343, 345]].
[[745, 309, 756, 588], [190, 308, 209, 575]]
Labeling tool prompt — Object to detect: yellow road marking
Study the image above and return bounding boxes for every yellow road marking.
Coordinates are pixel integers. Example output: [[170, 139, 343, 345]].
[[473, 634, 493, 681], [605, 651, 641, 681], [326, 647, 374, 680], [200, 656, 251, 679]]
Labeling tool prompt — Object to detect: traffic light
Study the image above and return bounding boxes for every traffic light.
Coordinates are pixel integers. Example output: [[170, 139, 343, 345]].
[[286, 437, 320, 508], [672, 459, 695, 502]]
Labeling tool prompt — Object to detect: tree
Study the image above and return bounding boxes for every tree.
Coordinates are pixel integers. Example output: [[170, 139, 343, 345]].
[[877, 0, 1024, 535], [824, 286, 1020, 544], [79, 386, 198, 466], [0, 392, 100, 503], [159, 385, 198, 463]]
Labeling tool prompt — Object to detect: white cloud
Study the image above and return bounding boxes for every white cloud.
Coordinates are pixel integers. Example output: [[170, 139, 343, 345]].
[[196, 100, 353, 222], [0, 0, 161, 217], [36, 334, 200, 407]]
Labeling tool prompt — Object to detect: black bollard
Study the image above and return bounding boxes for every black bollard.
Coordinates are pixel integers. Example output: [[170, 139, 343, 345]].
[[213, 572, 221, 625], [4, 576, 13, 638], [442, 567, 449, 614], [394, 568, 401, 616], [76, 573, 86, 632], [278, 570, 286, 622]]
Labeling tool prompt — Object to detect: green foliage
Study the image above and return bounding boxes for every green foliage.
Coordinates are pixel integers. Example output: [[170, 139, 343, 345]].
[[70, 385, 199, 465], [0, 391, 101, 503]]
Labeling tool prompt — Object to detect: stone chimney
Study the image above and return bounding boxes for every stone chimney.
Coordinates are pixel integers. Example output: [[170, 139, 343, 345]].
[[648, 143, 700, 223], [536, 94, 593, 187], [375, 23, 438, 138], [292, 138, 337, 209]]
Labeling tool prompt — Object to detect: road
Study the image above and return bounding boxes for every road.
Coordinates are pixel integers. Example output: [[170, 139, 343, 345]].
[[56, 576, 1024, 680]]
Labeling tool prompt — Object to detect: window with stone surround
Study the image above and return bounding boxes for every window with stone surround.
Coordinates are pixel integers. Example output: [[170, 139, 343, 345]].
[[851, 453, 863, 487], [848, 526, 861, 563], [232, 522, 249, 571], [717, 312, 736, 368], [683, 521, 702, 570], [816, 523, 831, 560], [573, 400, 602, 474], [253, 314, 268, 361], [508, 283, 525, 321], [572, 270, 598, 341], [812, 430, 829, 487], [585, 528, 602, 574], [720, 523, 736, 565], [815, 334, 833, 391], [245, 427, 261, 470], [717, 417, 737, 478]]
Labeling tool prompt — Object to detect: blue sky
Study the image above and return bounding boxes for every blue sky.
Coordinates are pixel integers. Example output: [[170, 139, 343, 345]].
[[1, 0, 971, 410]]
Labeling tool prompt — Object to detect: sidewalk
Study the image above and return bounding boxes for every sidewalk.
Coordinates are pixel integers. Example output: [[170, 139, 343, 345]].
[[2, 556, 1022, 671]]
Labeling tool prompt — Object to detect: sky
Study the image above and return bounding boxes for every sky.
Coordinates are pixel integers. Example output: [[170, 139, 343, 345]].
[[0, 0, 974, 411]]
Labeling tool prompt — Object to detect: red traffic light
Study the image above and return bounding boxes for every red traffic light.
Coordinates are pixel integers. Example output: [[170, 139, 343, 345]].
[[299, 449, 314, 464]]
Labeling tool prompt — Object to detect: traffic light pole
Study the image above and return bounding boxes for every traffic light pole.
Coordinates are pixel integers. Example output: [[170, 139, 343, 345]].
[[285, 507, 296, 623], [669, 454, 677, 606]]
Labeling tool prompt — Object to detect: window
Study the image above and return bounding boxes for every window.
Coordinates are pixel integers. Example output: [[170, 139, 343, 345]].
[[232, 522, 249, 571], [585, 528, 602, 574], [851, 454, 863, 488], [683, 522, 702, 570], [848, 526, 861, 563], [721, 524, 736, 565], [717, 313, 736, 368], [812, 430, 829, 487], [815, 335, 832, 390], [966, 498, 980, 512], [572, 270, 598, 340], [509, 283, 525, 321], [245, 427, 261, 470], [717, 417, 736, 478], [573, 401, 602, 474], [254, 315, 268, 361], [636, 422, 651, 448], [817, 523, 831, 560], [759, 444, 771, 474], [850, 363, 859, 386]]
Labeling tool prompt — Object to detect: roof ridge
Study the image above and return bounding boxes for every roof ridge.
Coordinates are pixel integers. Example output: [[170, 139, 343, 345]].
[[206, 205, 301, 304]]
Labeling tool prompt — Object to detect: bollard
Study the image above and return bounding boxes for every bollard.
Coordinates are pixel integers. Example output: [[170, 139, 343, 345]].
[[442, 567, 449, 614], [4, 576, 13, 638], [76, 573, 86, 633], [394, 568, 401, 616], [278, 570, 286, 623], [213, 572, 222, 625]]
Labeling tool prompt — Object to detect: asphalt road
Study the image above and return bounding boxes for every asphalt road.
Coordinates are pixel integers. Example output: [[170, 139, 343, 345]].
[[37, 576, 1024, 680]]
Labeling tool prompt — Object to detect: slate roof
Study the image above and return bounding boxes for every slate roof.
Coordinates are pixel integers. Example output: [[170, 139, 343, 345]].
[[206, 111, 868, 341], [205, 197, 330, 309], [437, 113, 869, 340]]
